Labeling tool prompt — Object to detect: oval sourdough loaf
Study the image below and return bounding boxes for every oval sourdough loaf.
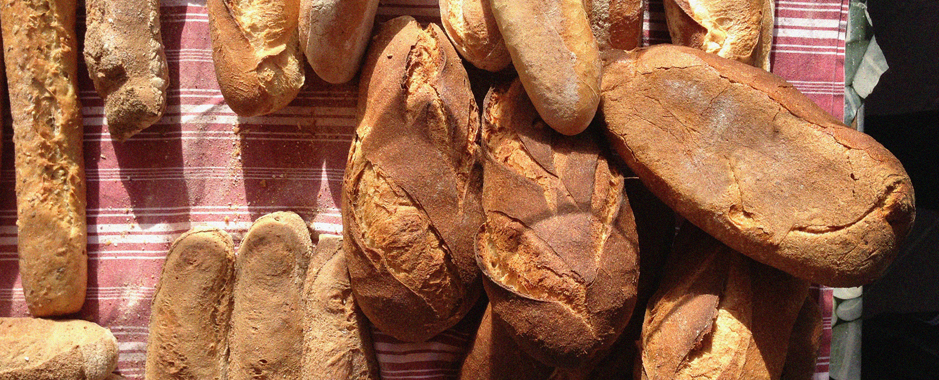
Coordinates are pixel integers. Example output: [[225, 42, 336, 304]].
[[146, 227, 235, 380], [299, 0, 379, 84], [1, 0, 87, 317], [585, 0, 645, 51], [489, 0, 601, 135], [343, 16, 484, 342], [439, 0, 512, 72], [207, 0, 304, 116], [301, 235, 380, 380], [478, 79, 640, 368], [0, 318, 118, 380], [639, 224, 810, 380], [601, 44, 915, 287], [459, 305, 554, 380], [228, 212, 312, 380], [664, 0, 774, 70]]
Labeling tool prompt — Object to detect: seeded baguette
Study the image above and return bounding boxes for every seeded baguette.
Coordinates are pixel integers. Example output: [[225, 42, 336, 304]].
[[146, 227, 235, 380], [601, 45, 915, 287], [299, 0, 379, 84], [0, 318, 118, 380], [1, 0, 87, 317]]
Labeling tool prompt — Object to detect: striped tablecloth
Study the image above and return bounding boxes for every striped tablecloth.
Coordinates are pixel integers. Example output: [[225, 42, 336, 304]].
[[0, 0, 844, 378]]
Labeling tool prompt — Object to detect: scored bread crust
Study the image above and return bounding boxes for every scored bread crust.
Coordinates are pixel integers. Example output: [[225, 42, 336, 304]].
[[208, 0, 304, 116], [639, 225, 809, 380], [477, 80, 639, 368], [664, 0, 773, 69], [585, 0, 645, 51], [0, 318, 118, 380], [439, 0, 512, 72], [601, 45, 915, 287], [343, 16, 484, 342], [299, 0, 379, 84]]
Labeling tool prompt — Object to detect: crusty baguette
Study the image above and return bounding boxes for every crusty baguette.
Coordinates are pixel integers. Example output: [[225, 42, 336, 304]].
[[478, 80, 639, 368], [0, 318, 118, 380], [459, 305, 554, 380], [228, 212, 311, 380], [208, 0, 304, 116], [440, 0, 512, 72], [1, 0, 87, 317], [301, 235, 380, 380], [343, 16, 484, 342], [601, 45, 915, 287], [663, 0, 773, 70], [780, 295, 823, 380], [299, 0, 379, 84], [585, 0, 645, 51], [489, 0, 601, 135], [84, 0, 169, 141], [145, 227, 235, 380], [639, 224, 810, 380]]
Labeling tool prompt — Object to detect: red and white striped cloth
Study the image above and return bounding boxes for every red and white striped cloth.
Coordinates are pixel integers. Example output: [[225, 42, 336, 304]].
[[0, 0, 844, 379]]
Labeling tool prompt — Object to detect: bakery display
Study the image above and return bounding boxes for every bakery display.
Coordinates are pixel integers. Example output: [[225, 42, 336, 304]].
[[84, 0, 169, 141], [439, 0, 512, 72], [601, 44, 915, 287], [342, 15, 484, 342], [663, 0, 774, 70], [299, 0, 379, 84], [2, 0, 87, 317], [0, 318, 118, 380]]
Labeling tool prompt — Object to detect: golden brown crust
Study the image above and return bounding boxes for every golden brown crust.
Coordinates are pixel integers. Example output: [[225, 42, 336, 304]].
[[208, 0, 304, 116], [663, 0, 773, 68], [343, 16, 484, 342], [478, 80, 639, 368], [1, 0, 87, 317], [229, 212, 312, 380], [145, 227, 236, 380], [601, 45, 915, 287], [780, 296, 823, 380], [299, 0, 379, 84], [0, 318, 118, 380], [489, 0, 601, 135], [84, 0, 169, 141], [638, 225, 809, 380], [302, 235, 380, 380], [439, 0, 512, 71], [586, 0, 645, 51], [459, 305, 554, 380]]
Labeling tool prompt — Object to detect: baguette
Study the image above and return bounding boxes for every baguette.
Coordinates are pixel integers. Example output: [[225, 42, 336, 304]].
[[477, 80, 639, 367], [489, 0, 601, 135], [440, 0, 512, 72], [663, 0, 774, 70], [301, 235, 380, 380], [145, 227, 236, 380], [585, 0, 645, 51], [343, 16, 484, 342], [299, 0, 379, 84], [208, 0, 304, 116], [601, 45, 915, 287], [0, 318, 118, 380], [228, 212, 311, 380], [84, 0, 169, 141], [638, 224, 810, 380], [1, 0, 87, 317]]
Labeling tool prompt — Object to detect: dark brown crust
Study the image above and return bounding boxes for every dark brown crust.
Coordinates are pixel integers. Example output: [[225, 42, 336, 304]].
[[780, 296, 823, 380], [343, 16, 484, 342], [477, 80, 639, 368], [601, 45, 915, 287], [459, 305, 554, 380]]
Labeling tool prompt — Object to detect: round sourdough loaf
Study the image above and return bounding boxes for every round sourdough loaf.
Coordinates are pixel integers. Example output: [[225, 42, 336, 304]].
[[343, 16, 484, 342], [601, 45, 915, 287], [477, 80, 639, 368]]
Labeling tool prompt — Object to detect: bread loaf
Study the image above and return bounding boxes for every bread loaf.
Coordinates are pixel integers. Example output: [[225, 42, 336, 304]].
[[780, 295, 823, 380], [663, 0, 774, 70], [638, 224, 809, 380], [0, 318, 118, 380], [299, 0, 379, 84], [439, 0, 511, 72], [585, 0, 645, 51], [478, 79, 639, 368], [208, 0, 304, 116], [145, 227, 235, 380], [1, 0, 87, 317], [601, 45, 915, 287], [489, 0, 601, 135], [459, 305, 554, 380], [228, 212, 311, 380], [84, 0, 169, 141], [302, 235, 380, 380], [343, 16, 484, 342]]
